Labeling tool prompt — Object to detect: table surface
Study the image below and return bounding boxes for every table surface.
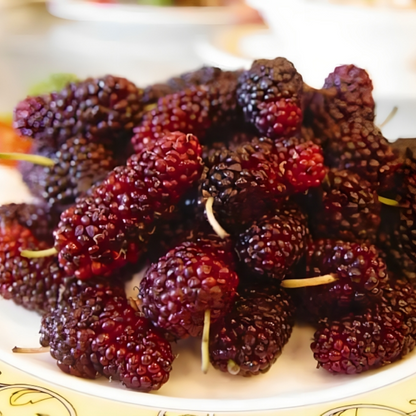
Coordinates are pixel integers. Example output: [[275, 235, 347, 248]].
[[1, 356, 416, 416]]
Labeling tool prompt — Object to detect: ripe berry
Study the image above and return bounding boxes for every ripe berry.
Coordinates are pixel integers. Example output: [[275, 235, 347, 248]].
[[207, 69, 243, 126], [323, 65, 375, 121], [255, 98, 303, 141], [308, 169, 381, 244], [322, 64, 375, 121], [13, 75, 144, 152], [146, 66, 242, 127], [0, 202, 58, 244], [166, 66, 225, 91], [311, 302, 411, 375], [378, 208, 416, 283], [293, 239, 388, 320], [275, 137, 327, 194], [23, 137, 117, 210], [0, 223, 65, 314], [382, 278, 416, 350], [303, 64, 375, 148], [237, 57, 303, 127], [236, 202, 309, 280], [398, 150, 416, 262], [131, 86, 211, 153], [40, 284, 174, 391], [324, 114, 397, 186], [54, 131, 203, 280], [209, 282, 295, 376], [198, 137, 286, 234], [139, 241, 239, 339]]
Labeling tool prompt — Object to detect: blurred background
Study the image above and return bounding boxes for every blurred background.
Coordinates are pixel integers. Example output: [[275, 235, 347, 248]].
[[1, 0, 416, 135], [0, 0, 261, 114]]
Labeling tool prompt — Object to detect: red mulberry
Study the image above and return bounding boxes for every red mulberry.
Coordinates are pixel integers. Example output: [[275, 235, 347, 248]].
[[0, 223, 65, 314], [131, 86, 212, 153], [53, 131, 203, 280], [275, 137, 327, 194], [293, 239, 388, 320], [311, 302, 411, 375], [139, 241, 239, 340]]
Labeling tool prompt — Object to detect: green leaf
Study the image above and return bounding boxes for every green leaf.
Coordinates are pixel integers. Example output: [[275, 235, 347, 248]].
[[137, 0, 174, 5], [28, 73, 79, 96]]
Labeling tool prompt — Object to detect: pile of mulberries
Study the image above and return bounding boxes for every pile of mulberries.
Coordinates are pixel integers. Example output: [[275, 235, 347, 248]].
[[1, 56, 414, 395], [13, 75, 145, 214]]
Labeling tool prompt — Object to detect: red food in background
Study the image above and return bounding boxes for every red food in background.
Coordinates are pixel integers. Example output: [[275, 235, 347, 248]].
[[0, 120, 31, 167]]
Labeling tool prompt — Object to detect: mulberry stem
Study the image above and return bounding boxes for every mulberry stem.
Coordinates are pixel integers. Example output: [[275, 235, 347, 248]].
[[13, 346, 50, 353], [0, 152, 55, 167], [281, 274, 337, 288], [378, 106, 398, 128], [201, 309, 211, 374], [128, 297, 141, 312], [205, 197, 229, 239], [378, 195, 406, 208], [20, 247, 58, 258], [227, 359, 240, 375]]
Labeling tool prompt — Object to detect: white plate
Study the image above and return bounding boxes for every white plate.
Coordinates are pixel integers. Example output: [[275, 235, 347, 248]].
[[0, 113, 415, 414], [46, 0, 250, 25], [2, 292, 416, 414]]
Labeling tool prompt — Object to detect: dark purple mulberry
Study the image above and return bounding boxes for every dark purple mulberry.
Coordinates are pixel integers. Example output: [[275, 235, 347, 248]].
[[209, 282, 295, 376], [237, 57, 303, 127], [303, 64, 375, 148], [236, 202, 309, 280], [22, 137, 117, 211], [198, 137, 286, 233], [40, 284, 174, 391], [324, 115, 397, 186], [13, 75, 144, 152], [398, 150, 416, 262], [308, 169, 381, 245]]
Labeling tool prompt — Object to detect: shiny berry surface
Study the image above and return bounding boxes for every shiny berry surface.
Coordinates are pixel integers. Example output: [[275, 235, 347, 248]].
[[139, 241, 239, 339], [210, 283, 295, 377]]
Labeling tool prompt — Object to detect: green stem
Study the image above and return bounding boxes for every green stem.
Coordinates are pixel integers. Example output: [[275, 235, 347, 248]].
[[201, 309, 211, 374], [13, 346, 50, 353], [379, 106, 398, 128], [205, 197, 229, 239], [0, 152, 55, 167], [20, 247, 58, 258], [227, 359, 240, 376], [281, 274, 338, 289], [378, 195, 400, 207]]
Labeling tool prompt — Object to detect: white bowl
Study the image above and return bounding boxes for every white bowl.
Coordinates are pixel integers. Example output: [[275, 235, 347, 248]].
[[246, 0, 416, 97]]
